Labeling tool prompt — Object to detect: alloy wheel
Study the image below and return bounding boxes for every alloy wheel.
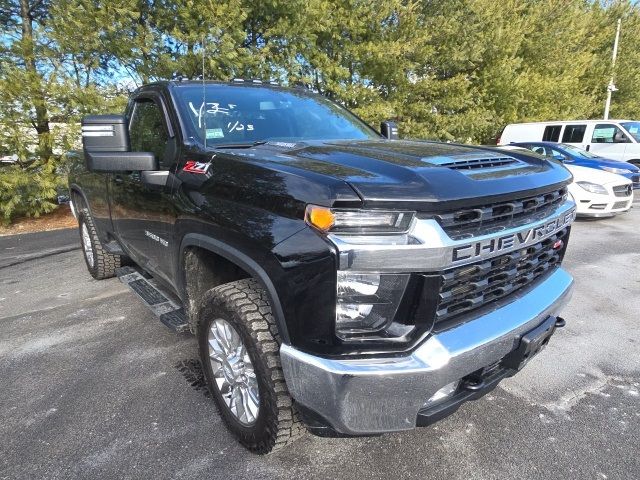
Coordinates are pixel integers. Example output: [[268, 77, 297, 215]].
[[207, 318, 260, 425]]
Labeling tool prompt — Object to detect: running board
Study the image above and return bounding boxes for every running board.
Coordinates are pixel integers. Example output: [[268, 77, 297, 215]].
[[116, 266, 189, 333]]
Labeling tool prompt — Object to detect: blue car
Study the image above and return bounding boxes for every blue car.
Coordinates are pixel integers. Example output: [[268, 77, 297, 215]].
[[512, 141, 640, 189]]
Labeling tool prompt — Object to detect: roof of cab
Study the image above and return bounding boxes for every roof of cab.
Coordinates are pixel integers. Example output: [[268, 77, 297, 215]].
[[140, 79, 289, 90]]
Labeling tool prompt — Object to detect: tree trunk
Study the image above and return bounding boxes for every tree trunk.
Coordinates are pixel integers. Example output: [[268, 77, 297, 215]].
[[19, 0, 52, 163]]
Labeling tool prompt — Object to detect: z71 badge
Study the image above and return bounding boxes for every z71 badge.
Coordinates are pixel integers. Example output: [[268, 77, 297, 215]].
[[183, 160, 211, 174]]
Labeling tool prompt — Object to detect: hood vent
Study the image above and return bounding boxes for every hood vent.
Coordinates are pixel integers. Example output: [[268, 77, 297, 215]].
[[429, 156, 521, 171]]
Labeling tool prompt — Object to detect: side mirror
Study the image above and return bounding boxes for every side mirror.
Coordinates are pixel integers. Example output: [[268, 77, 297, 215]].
[[82, 114, 159, 173], [552, 154, 566, 162], [614, 131, 629, 143], [86, 151, 158, 172], [82, 115, 129, 152], [381, 121, 398, 140]]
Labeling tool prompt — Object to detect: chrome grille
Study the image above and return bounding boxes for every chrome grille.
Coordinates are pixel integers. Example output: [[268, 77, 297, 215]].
[[613, 185, 632, 197], [436, 228, 568, 324], [431, 187, 568, 240], [612, 201, 629, 210]]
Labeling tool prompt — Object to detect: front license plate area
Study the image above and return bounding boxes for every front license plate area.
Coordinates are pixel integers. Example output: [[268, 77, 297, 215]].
[[502, 316, 558, 371]]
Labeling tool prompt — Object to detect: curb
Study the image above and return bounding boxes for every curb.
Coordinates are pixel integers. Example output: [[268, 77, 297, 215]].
[[0, 245, 80, 269]]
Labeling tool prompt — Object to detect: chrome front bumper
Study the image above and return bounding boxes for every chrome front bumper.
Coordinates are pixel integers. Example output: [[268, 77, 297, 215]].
[[280, 268, 574, 435]]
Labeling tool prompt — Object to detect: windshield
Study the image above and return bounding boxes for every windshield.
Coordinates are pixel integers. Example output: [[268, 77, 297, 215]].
[[560, 143, 600, 159], [621, 122, 640, 142], [172, 84, 379, 146]]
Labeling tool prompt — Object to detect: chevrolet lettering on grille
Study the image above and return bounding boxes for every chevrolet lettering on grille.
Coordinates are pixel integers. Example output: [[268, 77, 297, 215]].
[[452, 208, 576, 263]]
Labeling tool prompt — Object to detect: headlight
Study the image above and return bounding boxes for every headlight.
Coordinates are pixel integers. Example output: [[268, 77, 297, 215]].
[[305, 205, 415, 234], [577, 181, 607, 195], [336, 272, 411, 340], [601, 166, 632, 174]]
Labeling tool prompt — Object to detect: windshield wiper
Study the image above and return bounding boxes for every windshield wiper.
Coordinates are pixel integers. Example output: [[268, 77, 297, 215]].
[[213, 140, 268, 149]]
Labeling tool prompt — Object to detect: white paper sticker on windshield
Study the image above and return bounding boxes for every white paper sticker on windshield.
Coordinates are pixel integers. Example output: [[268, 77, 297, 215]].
[[206, 128, 224, 139]]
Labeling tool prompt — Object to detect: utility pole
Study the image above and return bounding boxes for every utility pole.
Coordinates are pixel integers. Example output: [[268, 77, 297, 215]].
[[604, 18, 622, 120]]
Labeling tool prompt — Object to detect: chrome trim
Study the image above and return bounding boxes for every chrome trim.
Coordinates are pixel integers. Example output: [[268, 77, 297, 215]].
[[81, 125, 115, 131], [281, 268, 574, 435], [577, 212, 619, 218], [81, 125, 115, 137], [330, 200, 576, 272]]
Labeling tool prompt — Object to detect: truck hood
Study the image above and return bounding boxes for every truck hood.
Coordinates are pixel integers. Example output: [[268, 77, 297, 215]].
[[241, 139, 572, 210]]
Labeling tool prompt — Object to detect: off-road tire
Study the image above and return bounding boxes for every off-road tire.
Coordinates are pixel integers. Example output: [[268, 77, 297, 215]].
[[78, 208, 121, 280], [198, 278, 305, 454]]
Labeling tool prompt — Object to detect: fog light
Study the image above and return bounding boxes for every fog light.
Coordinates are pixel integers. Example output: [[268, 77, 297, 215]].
[[335, 272, 410, 339], [423, 381, 459, 407]]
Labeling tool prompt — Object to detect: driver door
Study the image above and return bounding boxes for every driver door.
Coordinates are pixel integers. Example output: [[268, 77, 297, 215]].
[[109, 95, 179, 286]]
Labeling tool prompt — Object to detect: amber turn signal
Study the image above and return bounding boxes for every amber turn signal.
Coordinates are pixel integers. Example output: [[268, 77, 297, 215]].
[[305, 205, 335, 232]]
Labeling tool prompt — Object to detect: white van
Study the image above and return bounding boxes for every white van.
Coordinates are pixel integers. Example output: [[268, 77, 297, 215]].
[[498, 120, 640, 165]]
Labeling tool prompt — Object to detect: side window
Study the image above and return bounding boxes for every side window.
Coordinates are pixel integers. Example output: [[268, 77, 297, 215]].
[[530, 145, 548, 157], [592, 124, 628, 143], [562, 124, 586, 143], [542, 125, 561, 142], [129, 99, 169, 162], [549, 148, 568, 161]]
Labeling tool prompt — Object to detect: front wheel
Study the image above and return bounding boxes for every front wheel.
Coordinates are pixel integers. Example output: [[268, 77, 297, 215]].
[[198, 279, 305, 454], [77, 209, 121, 279]]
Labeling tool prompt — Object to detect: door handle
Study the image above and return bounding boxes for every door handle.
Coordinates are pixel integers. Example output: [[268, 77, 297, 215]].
[[585, 145, 590, 152], [113, 175, 124, 185]]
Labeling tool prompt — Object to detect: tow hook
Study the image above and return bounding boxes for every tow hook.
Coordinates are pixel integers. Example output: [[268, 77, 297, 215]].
[[555, 316, 566, 328], [462, 376, 485, 392]]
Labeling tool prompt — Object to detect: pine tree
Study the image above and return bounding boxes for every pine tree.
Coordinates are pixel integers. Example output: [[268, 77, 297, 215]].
[[0, 0, 127, 223]]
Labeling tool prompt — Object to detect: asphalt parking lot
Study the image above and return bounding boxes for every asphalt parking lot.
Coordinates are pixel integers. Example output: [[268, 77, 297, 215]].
[[1, 204, 639, 480]]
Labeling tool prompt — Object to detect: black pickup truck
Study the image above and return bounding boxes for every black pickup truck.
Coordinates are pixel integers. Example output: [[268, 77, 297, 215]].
[[68, 80, 576, 453]]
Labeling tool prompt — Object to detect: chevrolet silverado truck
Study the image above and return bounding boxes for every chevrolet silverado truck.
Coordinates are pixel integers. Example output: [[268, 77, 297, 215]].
[[68, 80, 576, 454]]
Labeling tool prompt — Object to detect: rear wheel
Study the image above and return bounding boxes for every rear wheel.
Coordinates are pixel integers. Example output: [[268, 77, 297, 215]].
[[77, 209, 121, 279], [198, 278, 305, 453]]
